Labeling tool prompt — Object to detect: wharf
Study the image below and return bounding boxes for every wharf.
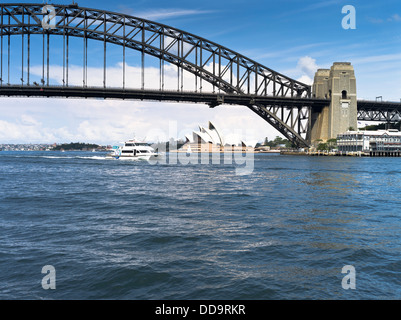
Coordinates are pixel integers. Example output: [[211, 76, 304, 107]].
[[281, 151, 401, 157], [280, 151, 401, 157]]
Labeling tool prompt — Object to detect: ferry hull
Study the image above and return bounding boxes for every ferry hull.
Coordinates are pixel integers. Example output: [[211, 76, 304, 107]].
[[105, 153, 161, 161], [107, 138, 161, 161]]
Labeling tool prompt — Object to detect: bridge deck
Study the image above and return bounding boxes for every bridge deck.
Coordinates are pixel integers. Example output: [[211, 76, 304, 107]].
[[0, 86, 399, 111], [356, 100, 401, 110], [0, 85, 328, 108]]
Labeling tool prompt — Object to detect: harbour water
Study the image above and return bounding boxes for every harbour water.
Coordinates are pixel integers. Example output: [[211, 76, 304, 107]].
[[1, 151, 401, 300]]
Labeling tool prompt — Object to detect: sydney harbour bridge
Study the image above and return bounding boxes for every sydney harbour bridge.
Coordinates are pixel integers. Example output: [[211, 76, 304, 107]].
[[0, 3, 400, 147]]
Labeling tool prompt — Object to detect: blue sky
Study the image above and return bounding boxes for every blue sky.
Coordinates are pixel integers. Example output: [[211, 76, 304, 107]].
[[0, 0, 400, 144]]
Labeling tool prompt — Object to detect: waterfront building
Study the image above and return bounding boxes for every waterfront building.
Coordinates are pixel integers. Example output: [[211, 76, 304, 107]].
[[179, 121, 255, 153], [337, 129, 401, 152]]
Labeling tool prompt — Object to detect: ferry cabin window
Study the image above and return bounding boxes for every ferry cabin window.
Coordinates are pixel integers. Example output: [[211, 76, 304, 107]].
[[125, 143, 134, 147], [122, 150, 132, 154]]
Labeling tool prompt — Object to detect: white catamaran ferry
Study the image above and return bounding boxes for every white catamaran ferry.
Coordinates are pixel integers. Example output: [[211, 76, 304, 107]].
[[106, 138, 160, 160]]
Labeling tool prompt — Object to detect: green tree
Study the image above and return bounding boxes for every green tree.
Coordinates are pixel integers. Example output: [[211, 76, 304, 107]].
[[317, 143, 329, 151], [327, 138, 337, 150], [262, 136, 294, 149], [314, 139, 323, 145], [361, 121, 401, 131], [273, 136, 287, 145]]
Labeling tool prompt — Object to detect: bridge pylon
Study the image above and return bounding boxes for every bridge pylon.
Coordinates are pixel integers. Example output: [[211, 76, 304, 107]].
[[308, 62, 357, 145]]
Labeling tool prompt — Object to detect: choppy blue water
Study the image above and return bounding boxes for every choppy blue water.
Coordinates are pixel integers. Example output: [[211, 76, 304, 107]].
[[1, 151, 401, 300]]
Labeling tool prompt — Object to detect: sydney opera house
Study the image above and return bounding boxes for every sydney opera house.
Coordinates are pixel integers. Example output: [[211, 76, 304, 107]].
[[178, 122, 256, 153]]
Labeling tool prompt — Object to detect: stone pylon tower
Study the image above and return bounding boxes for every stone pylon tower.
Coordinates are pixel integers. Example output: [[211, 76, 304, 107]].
[[308, 62, 357, 144]]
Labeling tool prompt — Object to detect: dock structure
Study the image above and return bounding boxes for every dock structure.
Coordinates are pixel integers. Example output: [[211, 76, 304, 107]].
[[369, 151, 401, 157], [281, 150, 401, 157]]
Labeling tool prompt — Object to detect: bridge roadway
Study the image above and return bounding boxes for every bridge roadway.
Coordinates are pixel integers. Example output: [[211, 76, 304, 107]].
[[0, 85, 399, 113], [0, 85, 327, 108], [357, 100, 401, 111]]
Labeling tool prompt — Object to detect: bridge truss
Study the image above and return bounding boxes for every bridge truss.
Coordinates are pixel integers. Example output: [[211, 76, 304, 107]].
[[0, 3, 318, 147], [357, 100, 401, 123]]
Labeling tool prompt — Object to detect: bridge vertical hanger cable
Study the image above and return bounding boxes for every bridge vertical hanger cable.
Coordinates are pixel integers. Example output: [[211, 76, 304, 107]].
[[263, 72, 267, 96], [123, 17, 125, 90], [218, 47, 221, 94], [195, 45, 198, 93], [273, 74, 276, 96], [62, 8, 65, 87], [141, 22, 144, 90], [159, 31, 161, 91], [21, 8, 24, 85], [255, 66, 258, 95], [298, 107, 302, 134], [290, 108, 294, 129], [66, 14, 69, 87], [103, 12, 106, 89], [27, 14, 30, 86], [83, 30, 85, 87], [84, 11, 88, 88], [229, 53, 233, 89], [1, 6, 3, 87], [308, 106, 312, 138], [7, 13, 10, 86], [47, 32, 50, 86], [42, 29, 45, 86], [177, 37, 179, 92], [236, 56, 240, 93], [86, 38, 88, 87], [159, 29, 162, 91], [181, 36, 183, 92], [199, 44, 202, 93], [212, 51, 215, 93], [246, 68, 251, 94]]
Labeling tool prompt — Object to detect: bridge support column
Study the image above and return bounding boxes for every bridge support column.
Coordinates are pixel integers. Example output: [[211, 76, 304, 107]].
[[308, 62, 357, 146]]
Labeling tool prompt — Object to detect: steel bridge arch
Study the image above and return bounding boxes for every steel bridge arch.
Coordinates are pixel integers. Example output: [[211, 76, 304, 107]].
[[0, 3, 313, 146]]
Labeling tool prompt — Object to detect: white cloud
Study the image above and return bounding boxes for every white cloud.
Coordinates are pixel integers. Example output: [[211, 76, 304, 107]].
[[279, 56, 318, 85], [20, 114, 42, 127], [352, 53, 401, 64], [297, 56, 319, 78], [0, 116, 66, 143], [0, 98, 283, 145], [296, 75, 313, 85], [388, 14, 401, 22], [129, 9, 214, 21], [368, 17, 384, 24]]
